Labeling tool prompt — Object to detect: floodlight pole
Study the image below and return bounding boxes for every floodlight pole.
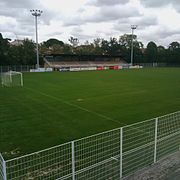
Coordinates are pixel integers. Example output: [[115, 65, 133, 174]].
[[130, 25, 137, 66], [30, 9, 43, 69]]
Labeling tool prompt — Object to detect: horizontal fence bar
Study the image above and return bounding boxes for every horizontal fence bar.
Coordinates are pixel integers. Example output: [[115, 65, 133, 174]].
[[6, 141, 71, 163], [157, 111, 180, 119], [158, 130, 180, 143]]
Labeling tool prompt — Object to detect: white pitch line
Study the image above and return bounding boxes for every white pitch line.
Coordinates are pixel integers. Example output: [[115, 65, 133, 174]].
[[25, 87, 125, 126], [24, 87, 153, 137], [25, 87, 153, 136]]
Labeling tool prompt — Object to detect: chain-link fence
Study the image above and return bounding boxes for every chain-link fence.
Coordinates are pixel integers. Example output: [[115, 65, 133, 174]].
[[1, 111, 180, 180]]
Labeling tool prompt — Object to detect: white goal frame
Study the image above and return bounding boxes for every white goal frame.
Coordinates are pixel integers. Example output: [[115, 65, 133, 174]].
[[1, 71, 23, 87]]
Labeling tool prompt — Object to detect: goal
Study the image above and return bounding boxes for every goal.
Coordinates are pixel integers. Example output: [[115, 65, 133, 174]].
[[1, 71, 23, 87]]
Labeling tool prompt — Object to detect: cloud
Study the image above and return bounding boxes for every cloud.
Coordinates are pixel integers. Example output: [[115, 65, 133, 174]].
[[87, 0, 129, 7], [137, 25, 180, 47], [155, 27, 180, 39], [0, 0, 179, 47], [0, 0, 34, 9], [70, 26, 97, 41], [63, 4, 141, 27], [140, 0, 170, 7], [71, 33, 95, 41], [0, 17, 16, 32], [128, 16, 158, 29], [140, 0, 180, 12], [46, 31, 63, 37], [0, 0, 55, 25], [137, 17, 157, 27], [0, 0, 57, 42], [112, 14, 158, 35], [89, 5, 140, 22], [63, 16, 84, 26]]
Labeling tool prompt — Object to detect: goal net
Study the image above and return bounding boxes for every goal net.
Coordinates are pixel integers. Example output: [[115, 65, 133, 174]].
[[1, 71, 23, 87]]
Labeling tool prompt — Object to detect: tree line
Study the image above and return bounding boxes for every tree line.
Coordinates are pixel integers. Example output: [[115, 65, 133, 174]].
[[0, 33, 180, 65]]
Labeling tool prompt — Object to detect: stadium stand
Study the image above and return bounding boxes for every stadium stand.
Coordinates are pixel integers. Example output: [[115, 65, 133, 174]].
[[44, 54, 127, 71]]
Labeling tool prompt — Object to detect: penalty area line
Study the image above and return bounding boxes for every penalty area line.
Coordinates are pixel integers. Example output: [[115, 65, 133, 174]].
[[25, 87, 125, 126]]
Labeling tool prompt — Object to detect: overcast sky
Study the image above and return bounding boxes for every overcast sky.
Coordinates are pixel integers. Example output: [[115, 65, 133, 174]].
[[0, 0, 180, 47]]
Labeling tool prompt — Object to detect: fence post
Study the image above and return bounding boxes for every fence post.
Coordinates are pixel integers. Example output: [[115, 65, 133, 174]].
[[154, 118, 158, 163], [0, 153, 7, 180], [3, 159, 7, 180], [71, 141, 75, 180], [120, 127, 123, 179]]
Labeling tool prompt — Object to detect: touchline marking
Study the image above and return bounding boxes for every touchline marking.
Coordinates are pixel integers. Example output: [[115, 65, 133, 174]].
[[25, 87, 125, 126]]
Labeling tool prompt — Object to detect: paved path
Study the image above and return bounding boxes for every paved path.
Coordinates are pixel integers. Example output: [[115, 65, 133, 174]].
[[166, 167, 180, 180], [123, 151, 180, 180]]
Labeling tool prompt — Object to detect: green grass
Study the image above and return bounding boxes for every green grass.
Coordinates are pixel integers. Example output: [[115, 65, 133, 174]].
[[0, 68, 180, 159]]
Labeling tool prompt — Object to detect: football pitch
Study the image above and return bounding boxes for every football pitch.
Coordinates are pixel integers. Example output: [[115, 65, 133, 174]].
[[0, 68, 180, 159]]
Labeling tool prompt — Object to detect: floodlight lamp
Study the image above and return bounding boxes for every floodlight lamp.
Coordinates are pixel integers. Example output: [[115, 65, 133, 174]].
[[30, 9, 43, 16], [131, 25, 138, 30]]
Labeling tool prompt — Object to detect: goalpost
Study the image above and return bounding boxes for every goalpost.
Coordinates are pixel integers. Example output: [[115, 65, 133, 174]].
[[1, 71, 23, 87]]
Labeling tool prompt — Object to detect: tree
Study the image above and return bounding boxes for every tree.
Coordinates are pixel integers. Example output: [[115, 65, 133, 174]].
[[8, 39, 36, 65], [119, 34, 143, 63], [119, 34, 134, 49], [168, 42, 180, 51], [145, 41, 158, 63], [8, 45, 23, 65], [107, 37, 121, 55], [68, 36, 79, 47], [167, 42, 180, 63], [22, 39, 36, 65], [157, 45, 167, 62], [41, 38, 65, 55], [100, 39, 109, 55], [44, 38, 64, 48], [93, 38, 102, 55], [75, 44, 95, 55], [0, 33, 10, 65]]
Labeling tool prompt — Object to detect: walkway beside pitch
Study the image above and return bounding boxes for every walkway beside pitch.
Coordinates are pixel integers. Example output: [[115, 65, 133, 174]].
[[123, 151, 180, 180]]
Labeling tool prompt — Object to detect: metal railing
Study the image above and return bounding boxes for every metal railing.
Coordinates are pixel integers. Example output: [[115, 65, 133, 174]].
[[0, 111, 180, 180]]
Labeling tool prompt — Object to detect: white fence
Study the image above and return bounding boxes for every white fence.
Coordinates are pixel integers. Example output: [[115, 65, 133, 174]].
[[0, 111, 180, 180]]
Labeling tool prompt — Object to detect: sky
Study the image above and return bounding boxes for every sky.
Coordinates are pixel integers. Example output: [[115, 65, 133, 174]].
[[0, 0, 180, 47]]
